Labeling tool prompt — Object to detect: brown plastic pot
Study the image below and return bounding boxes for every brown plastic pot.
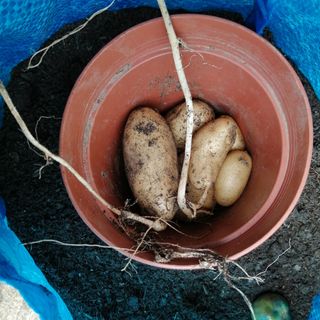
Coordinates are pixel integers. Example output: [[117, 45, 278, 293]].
[[60, 15, 313, 269]]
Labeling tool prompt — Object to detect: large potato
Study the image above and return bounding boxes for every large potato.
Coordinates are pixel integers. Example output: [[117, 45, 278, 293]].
[[123, 107, 179, 221], [215, 150, 252, 206], [187, 116, 237, 210], [166, 99, 215, 150]]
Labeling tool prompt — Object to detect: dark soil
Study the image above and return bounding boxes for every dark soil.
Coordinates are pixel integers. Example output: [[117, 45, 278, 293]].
[[0, 7, 319, 320]]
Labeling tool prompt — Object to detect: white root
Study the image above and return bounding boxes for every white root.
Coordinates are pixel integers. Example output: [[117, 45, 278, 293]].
[[229, 283, 257, 320], [35, 115, 61, 141], [180, 41, 221, 71], [256, 239, 292, 278], [157, 0, 195, 219], [24, 0, 206, 227], [152, 240, 291, 320], [0, 82, 112, 210], [23, 239, 136, 251], [121, 226, 153, 272], [27, 0, 116, 69], [0, 81, 165, 232]]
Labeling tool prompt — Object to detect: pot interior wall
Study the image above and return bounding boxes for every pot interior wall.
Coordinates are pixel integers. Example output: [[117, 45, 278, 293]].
[[86, 51, 286, 249]]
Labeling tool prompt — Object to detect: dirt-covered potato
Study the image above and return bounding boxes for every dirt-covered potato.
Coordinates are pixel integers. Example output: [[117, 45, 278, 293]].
[[165, 99, 215, 150], [123, 107, 179, 221], [232, 125, 245, 150], [215, 150, 252, 206], [187, 116, 238, 210]]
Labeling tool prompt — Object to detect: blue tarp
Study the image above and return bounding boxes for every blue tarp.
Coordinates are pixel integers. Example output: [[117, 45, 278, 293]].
[[0, 0, 319, 319], [0, 0, 319, 99], [310, 295, 320, 320], [0, 198, 72, 319]]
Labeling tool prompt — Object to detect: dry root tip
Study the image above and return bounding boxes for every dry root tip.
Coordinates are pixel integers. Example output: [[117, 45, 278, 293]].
[[154, 249, 175, 263], [152, 220, 168, 231], [121, 211, 167, 231]]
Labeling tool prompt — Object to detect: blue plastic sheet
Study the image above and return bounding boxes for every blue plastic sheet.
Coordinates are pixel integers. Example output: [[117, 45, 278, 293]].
[[245, 0, 270, 33], [268, 1, 320, 99], [0, 0, 252, 86], [0, 0, 249, 125], [0, 198, 72, 320], [0, 0, 319, 115], [310, 294, 320, 320], [0, 0, 319, 101]]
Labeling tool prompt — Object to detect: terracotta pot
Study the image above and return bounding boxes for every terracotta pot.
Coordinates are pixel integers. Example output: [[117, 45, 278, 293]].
[[60, 15, 313, 269]]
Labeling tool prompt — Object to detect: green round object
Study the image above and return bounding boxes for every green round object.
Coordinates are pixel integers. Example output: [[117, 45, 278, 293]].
[[253, 293, 291, 320]]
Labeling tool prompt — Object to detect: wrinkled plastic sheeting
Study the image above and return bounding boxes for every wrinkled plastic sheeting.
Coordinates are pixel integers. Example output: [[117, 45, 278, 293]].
[[245, 0, 270, 33], [0, 0, 248, 125], [0, 0, 319, 108], [268, 1, 320, 98], [0, 199, 72, 320], [0, 0, 251, 86], [309, 295, 320, 320]]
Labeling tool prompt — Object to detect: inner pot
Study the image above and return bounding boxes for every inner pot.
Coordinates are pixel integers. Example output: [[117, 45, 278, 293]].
[[60, 15, 312, 269]]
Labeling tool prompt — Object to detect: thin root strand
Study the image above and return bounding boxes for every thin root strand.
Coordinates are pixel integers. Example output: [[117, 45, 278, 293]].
[[27, 0, 116, 69]]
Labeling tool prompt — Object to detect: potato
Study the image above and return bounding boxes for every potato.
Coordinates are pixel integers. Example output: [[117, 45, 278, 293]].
[[186, 181, 216, 212], [215, 150, 252, 206], [232, 125, 245, 150], [123, 107, 179, 220], [178, 151, 216, 220], [187, 116, 237, 210], [166, 99, 215, 150]]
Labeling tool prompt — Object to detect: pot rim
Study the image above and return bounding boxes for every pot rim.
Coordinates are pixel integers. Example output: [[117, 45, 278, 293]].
[[60, 14, 313, 270]]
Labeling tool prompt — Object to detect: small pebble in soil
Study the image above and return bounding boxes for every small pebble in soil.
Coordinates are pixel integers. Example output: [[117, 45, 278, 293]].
[[294, 265, 301, 272]]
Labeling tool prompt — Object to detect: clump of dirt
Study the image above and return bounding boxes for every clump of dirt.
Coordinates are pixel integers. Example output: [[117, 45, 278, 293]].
[[135, 122, 157, 135]]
